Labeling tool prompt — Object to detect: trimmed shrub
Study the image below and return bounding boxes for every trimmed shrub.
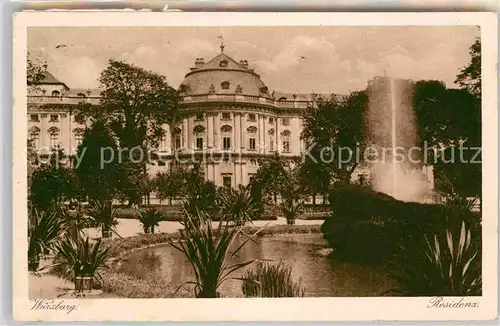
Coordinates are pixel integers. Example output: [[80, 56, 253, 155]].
[[322, 184, 480, 265]]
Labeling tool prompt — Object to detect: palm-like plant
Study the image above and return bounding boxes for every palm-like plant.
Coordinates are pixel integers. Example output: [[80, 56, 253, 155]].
[[28, 209, 62, 271], [138, 207, 164, 234], [218, 185, 259, 225], [167, 210, 264, 298], [88, 200, 119, 238], [52, 234, 110, 291], [388, 221, 481, 296], [242, 261, 305, 297]]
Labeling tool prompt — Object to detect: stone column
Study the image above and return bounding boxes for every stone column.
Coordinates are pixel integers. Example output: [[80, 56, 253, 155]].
[[259, 114, 266, 154], [214, 163, 220, 186], [41, 113, 48, 149], [234, 162, 240, 187], [182, 118, 188, 150], [234, 112, 241, 153], [231, 112, 235, 150], [207, 113, 214, 148], [213, 113, 220, 150], [165, 124, 171, 152], [275, 118, 279, 153], [239, 113, 245, 150]]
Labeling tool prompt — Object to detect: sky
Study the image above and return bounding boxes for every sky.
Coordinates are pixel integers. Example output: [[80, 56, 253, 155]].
[[27, 26, 479, 94]]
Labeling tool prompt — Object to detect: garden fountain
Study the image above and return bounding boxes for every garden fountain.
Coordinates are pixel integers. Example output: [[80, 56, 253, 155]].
[[367, 76, 433, 202]]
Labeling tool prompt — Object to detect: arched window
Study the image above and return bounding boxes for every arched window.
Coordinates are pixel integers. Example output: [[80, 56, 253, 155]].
[[193, 125, 205, 150], [221, 81, 230, 90], [247, 126, 257, 151], [221, 125, 232, 149], [278, 97, 287, 101], [73, 128, 85, 148], [249, 159, 257, 165], [281, 130, 291, 153], [29, 126, 40, 149], [51, 90, 60, 97], [48, 127, 60, 149], [173, 127, 182, 150]]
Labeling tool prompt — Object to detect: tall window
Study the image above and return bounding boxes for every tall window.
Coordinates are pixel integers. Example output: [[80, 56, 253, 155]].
[[158, 133, 167, 151], [29, 127, 40, 149], [247, 126, 257, 151], [269, 140, 274, 152], [48, 127, 60, 149], [221, 125, 232, 150], [222, 175, 232, 188], [268, 129, 275, 151], [73, 128, 84, 149], [194, 125, 205, 150], [268, 117, 274, 124], [173, 127, 182, 150], [248, 113, 256, 121], [282, 118, 290, 126], [281, 130, 291, 153]]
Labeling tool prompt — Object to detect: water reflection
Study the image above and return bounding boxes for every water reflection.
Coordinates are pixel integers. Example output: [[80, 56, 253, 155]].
[[119, 237, 394, 297]]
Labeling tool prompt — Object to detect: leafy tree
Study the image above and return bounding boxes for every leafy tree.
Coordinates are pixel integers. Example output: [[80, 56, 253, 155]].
[[30, 148, 77, 211], [154, 169, 184, 205], [75, 120, 123, 202], [455, 38, 481, 99], [27, 52, 46, 87], [301, 92, 368, 187], [79, 59, 180, 205], [250, 154, 289, 206]]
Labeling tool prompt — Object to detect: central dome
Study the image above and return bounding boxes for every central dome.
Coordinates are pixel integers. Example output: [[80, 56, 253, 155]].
[[179, 50, 269, 97]]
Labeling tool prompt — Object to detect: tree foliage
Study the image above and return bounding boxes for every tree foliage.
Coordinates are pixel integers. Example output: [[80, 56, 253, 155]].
[[27, 52, 46, 87], [455, 38, 481, 99], [301, 92, 368, 189], [75, 120, 123, 202], [30, 148, 79, 211]]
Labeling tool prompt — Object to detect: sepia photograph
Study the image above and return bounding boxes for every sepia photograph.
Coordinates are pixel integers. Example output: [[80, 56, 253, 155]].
[[13, 12, 498, 322]]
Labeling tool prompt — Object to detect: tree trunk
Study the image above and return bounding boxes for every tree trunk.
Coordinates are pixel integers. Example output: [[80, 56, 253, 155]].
[[312, 192, 316, 205]]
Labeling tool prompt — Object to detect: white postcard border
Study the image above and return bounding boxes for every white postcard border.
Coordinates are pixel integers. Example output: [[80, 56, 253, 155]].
[[12, 12, 498, 322]]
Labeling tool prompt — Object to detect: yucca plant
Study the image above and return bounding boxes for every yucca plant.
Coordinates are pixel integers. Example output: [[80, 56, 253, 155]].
[[52, 234, 110, 292], [167, 209, 265, 298], [241, 261, 305, 297], [388, 221, 481, 296], [88, 200, 119, 238], [28, 209, 62, 271], [275, 196, 305, 225], [218, 185, 259, 225], [138, 207, 164, 234], [54, 204, 90, 240]]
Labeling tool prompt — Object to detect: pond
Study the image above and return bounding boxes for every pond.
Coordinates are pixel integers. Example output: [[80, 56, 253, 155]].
[[119, 235, 395, 297]]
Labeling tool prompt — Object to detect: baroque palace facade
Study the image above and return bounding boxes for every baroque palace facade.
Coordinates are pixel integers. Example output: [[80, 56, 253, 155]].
[[27, 46, 433, 193]]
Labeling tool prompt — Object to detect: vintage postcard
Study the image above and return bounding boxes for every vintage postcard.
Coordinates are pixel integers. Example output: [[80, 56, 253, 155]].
[[12, 12, 498, 321]]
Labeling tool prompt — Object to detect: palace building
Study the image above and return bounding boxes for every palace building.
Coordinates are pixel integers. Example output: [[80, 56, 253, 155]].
[[27, 45, 434, 195]]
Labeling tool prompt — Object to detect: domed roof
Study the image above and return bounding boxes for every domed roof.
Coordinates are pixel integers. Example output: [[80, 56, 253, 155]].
[[179, 49, 269, 97]]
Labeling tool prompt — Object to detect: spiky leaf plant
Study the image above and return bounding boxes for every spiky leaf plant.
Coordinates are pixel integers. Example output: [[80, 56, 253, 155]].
[[138, 207, 164, 234], [52, 234, 110, 288], [241, 261, 305, 297], [388, 221, 481, 296], [28, 209, 62, 271], [167, 209, 265, 298], [218, 185, 259, 225], [88, 200, 119, 238]]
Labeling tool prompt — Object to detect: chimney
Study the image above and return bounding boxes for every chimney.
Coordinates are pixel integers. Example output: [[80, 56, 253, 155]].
[[239, 60, 248, 69], [194, 57, 205, 69]]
